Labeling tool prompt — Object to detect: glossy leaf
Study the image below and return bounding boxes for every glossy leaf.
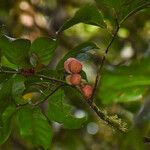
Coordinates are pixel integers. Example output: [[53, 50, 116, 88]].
[[16, 107, 52, 149], [30, 37, 57, 65], [59, 4, 106, 32], [57, 42, 99, 70], [95, 0, 150, 24], [47, 89, 87, 129], [0, 35, 31, 67]]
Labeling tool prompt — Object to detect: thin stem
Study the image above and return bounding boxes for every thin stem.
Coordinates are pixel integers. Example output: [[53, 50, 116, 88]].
[[91, 19, 120, 100], [33, 85, 63, 106], [0, 69, 68, 85], [35, 74, 67, 85]]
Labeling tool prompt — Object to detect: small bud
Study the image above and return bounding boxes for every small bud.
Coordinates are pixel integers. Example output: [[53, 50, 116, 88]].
[[81, 84, 93, 100], [64, 58, 82, 74]]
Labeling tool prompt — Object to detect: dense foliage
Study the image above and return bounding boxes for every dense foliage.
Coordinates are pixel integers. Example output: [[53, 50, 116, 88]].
[[0, 0, 150, 149]]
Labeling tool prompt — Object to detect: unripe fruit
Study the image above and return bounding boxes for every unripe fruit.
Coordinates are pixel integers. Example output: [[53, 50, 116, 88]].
[[64, 58, 82, 74], [81, 84, 93, 100], [66, 74, 81, 85]]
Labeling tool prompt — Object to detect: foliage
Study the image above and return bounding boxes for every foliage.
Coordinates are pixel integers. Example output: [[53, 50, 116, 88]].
[[0, 0, 150, 149]]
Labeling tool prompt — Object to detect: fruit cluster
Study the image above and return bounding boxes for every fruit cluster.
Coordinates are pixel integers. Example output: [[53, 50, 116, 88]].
[[64, 58, 93, 100]]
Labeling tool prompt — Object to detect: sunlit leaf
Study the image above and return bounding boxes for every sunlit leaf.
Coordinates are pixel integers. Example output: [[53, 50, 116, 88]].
[[59, 4, 106, 32]]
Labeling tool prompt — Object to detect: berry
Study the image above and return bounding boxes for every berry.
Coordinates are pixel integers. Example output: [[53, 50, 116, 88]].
[[64, 58, 82, 74], [70, 74, 81, 85], [66, 74, 81, 85], [81, 84, 93, 100]]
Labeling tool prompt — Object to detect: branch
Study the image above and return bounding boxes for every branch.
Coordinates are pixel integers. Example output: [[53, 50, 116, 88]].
[[86, 100, 127, 133], [0, 69, 67, 85], [33, 85, 63, 106], [92, 19, 120, 100]]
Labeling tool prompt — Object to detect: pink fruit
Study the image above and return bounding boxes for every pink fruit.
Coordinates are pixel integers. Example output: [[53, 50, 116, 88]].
[[66, 74, 81, 85], [70, 74, 81, 85], [81, 84, 93, 100], [64, 58, 82, 74]]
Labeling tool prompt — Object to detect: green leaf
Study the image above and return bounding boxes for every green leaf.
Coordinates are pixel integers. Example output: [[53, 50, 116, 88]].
[[12, 75, 25, 97], [59, 4, 106, 32], [12, 75, 26, 105], [16, 107, 52, 149], [119, 0, 150, 24], [56, 42, 99, 70], [30, 37, 57, 66], [99, 57, 150, 105], [47, 89, 87, 129], [95, 0, 122, 9], [0, 35, 31, 67], [95, 0, 150, 24], [0, 78, 13, 111], [0, 105, 16, 145]]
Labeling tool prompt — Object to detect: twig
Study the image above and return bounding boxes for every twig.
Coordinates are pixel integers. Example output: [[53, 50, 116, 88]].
[[33, 85, 63, 106], [91, 19, 120, 100], [0, 69, 67, 85]]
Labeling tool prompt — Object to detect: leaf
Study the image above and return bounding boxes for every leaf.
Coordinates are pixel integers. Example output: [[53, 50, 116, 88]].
[[12, 75, 26, 105], [95, 0, 122, 9], [99, 57, 150, 105], [0, 35, 31, 67], [56, 42, 99, 70], [30, 37, 57, 66], [47, 89, 87, 129], [12, 75, 25, 97], [95, 0, 150, 24], [59, 4, 106, 32], [16, 107, 52, 149], [0, 105, 16, 145], [0, 78, 13, 111], [119, 0, 150, 24]]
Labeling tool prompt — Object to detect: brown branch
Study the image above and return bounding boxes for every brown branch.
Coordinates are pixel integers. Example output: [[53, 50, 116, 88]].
[[91, 19, 120, 100], [0, 69, 67, 85]]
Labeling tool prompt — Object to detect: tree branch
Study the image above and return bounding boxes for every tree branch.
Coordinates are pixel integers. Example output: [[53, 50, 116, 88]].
[[86, 100, 127, 133], [91, 19, 120, 100], [0, 69, 67, 85]]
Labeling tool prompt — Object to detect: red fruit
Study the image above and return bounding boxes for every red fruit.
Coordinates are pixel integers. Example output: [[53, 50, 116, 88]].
[[81, 85, 93, 100], [64, 58, 82, 74], [70, 74, 81, 85], [66, 74, 81, 85]]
